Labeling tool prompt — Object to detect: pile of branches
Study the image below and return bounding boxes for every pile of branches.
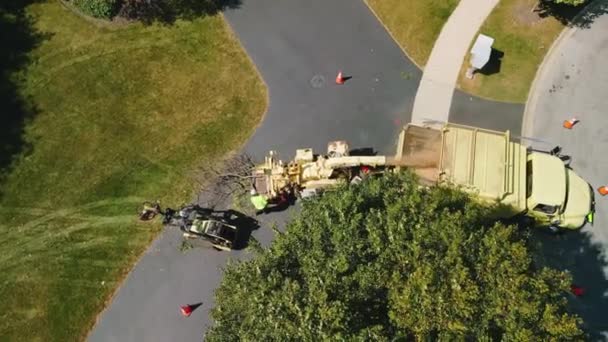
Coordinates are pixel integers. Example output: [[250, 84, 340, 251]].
[[196, 153, 256, 208]]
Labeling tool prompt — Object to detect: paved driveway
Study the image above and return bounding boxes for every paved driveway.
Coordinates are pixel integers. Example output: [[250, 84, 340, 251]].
[[524, 2, 608, 338], [88, 0, 524, 340]]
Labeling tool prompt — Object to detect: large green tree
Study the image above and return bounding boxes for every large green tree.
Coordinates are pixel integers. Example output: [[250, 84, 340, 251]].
[[207, 172, 583, 340]]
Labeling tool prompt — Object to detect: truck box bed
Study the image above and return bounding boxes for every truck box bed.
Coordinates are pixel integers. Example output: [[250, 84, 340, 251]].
[[396, 124, 526, 210]]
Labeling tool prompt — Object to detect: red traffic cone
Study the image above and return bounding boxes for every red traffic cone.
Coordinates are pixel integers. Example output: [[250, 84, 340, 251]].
[[598, 185, 608, 196], [180, 305, 193, 317], [180, 302, 202, 317], [563, 117, 579, 129], [570, 284, 585, 297], [335, 71, 345, 85]]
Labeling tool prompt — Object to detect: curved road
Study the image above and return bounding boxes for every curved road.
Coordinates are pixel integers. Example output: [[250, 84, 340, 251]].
[[524, 2, 608, 338], [89, 0, 523, 340]]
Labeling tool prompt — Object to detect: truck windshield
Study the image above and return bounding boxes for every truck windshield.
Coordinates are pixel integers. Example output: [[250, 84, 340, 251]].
[[533, 204, 558, 215]]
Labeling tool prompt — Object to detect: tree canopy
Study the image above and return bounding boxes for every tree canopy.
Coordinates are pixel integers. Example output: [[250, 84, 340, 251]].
[[207, 172, 583, 341]]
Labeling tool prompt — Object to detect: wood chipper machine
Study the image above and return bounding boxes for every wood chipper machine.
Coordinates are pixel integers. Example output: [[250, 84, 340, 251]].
[[251, 141, 391, 200]]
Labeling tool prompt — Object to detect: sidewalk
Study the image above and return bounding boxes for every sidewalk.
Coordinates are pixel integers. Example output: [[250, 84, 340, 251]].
[[411, 0, 499, 125]]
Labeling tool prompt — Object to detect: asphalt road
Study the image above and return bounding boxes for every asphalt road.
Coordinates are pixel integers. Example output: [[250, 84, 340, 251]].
[[88, 0, 524, 340], [524, 2, 608, 338], [451, 91, 523, 136]]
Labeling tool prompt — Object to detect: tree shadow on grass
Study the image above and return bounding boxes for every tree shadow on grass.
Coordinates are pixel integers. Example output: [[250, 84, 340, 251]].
[[0, 1, 49, 191], [118, 0, 242, 24], [530, 229, 608, 340], [535, 0, 608, 29]]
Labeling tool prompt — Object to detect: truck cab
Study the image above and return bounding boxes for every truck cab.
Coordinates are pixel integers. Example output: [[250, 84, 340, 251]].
[[526, 152, 592, 229]]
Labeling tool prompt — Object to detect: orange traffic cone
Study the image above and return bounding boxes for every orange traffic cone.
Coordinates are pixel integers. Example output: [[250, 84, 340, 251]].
[[335, 71, 345, 85], [563, 117, 579, 129], [598, 185, 608, 196]]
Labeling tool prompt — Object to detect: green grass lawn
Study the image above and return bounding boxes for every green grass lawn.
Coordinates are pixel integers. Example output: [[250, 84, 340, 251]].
[[365, 0, 460, 67], [0, 2, 265, 341], [456, 0, 565, 102]]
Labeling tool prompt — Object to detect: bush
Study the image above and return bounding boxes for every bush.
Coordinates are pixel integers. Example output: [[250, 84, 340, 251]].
[[118, 0, 234, 23], [71, 0, 118, 19], [117, 0, 166, 22], [69, 0, 236, 23]]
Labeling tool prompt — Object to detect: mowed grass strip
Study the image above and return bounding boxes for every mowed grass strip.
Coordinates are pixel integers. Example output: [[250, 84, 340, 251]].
[[0, 2, 265, 341], [365, 0, 460, 67], [456, 0, 565, 102]]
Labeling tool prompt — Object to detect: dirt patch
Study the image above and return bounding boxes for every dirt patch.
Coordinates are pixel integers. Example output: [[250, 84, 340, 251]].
[[513, 1, 544, 25]]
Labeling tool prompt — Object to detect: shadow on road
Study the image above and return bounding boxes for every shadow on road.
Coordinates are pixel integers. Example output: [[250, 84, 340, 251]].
[[349, 147, 377, 156], [222, 209, 260, 250], [531, 229, 608, 339], [535, 0, 608, 29], [0, 1, 48, 192]]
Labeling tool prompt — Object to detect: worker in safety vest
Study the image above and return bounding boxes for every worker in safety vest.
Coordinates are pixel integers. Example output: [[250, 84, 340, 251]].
[[250, 189, 268, 214]]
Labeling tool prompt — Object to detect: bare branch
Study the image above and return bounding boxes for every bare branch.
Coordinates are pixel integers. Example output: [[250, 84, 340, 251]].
[[194, 153, 258, 208]]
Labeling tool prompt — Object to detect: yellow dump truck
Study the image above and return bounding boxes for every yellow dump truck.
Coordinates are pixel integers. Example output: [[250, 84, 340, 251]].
[[253, 123, 593, 229], [397, 123, 593, 230]]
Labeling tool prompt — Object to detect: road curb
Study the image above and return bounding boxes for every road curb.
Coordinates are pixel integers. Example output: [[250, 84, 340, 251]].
[[522, 25, 577, 139], [221, 14, 271, 136], [362, 0, 425, 70]]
